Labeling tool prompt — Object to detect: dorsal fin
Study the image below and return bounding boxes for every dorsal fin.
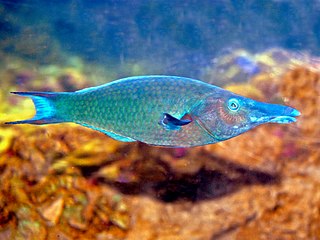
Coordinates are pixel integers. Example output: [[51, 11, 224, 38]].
[[159, 113, 192, 130]]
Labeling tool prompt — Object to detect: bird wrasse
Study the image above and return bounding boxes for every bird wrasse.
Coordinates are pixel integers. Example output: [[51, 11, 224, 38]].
[[6, 76, 300, 147]]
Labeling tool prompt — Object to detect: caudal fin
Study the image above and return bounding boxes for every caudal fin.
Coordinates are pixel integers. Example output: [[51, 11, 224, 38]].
[[5, 91, 66, 125]]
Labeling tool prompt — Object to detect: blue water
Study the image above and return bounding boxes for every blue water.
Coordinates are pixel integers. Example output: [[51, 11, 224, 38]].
[[1, 0, 320, 78]]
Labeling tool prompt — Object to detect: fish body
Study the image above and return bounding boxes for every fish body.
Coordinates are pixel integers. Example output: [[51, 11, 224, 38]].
[[6, 76, 300, 147]]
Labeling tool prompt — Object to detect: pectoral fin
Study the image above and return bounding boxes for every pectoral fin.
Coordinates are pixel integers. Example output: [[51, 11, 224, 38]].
[[159, 113, 192, 130]]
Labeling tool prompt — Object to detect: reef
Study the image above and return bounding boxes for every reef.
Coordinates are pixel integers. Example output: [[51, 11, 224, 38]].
[[0, 49, 319, 239]]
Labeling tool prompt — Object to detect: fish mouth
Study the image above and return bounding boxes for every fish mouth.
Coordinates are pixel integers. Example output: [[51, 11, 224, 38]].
[[252, 109, 301, 124], [268, 115, 297, 124]]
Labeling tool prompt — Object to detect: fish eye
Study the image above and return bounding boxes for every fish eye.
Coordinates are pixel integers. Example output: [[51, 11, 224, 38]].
[[227, 98, 240, 112]]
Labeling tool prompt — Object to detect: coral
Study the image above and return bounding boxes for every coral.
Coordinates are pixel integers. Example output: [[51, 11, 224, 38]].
[[203, 48, 309, 100], [224, 83, 266, 101], [279, 67, 320, 139], [235, 178, 320, 240], [203, 49, 259, 86], [204, 125, 287, 174], [0, 49, 320, 239], [0, 151, 131, 239]]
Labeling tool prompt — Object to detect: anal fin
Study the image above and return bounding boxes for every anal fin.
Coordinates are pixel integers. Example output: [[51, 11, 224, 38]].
[[79, 123, 136, 142], [105, 131, 136, 142]]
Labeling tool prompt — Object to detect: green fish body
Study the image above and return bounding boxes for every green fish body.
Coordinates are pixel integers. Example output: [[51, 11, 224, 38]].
[[6, 76, 300, 147]]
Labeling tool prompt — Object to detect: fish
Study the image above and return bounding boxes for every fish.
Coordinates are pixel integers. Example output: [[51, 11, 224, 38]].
[[5, 75, 300, 147]]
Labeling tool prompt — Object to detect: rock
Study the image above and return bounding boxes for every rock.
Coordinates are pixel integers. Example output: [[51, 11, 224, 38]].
[[39, 197, 64, 225]]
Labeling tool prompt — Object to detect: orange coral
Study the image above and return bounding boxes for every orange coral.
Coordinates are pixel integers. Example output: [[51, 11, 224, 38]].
[[279, 67, 320, 139], [1, 50, 320, 239]]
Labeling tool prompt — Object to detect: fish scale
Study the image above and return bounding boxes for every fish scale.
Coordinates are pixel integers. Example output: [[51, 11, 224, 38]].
[[69, 76, 217, 146]]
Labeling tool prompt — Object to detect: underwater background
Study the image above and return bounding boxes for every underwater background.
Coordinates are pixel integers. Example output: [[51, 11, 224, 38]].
[[0, 0, 320, 239]]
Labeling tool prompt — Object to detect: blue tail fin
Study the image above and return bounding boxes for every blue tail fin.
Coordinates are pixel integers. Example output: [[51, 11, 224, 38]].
[[5, 91, 65, 125]]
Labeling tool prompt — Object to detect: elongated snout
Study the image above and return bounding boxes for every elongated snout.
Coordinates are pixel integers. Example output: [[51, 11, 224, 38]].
[[249, 101, 300, 125]]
